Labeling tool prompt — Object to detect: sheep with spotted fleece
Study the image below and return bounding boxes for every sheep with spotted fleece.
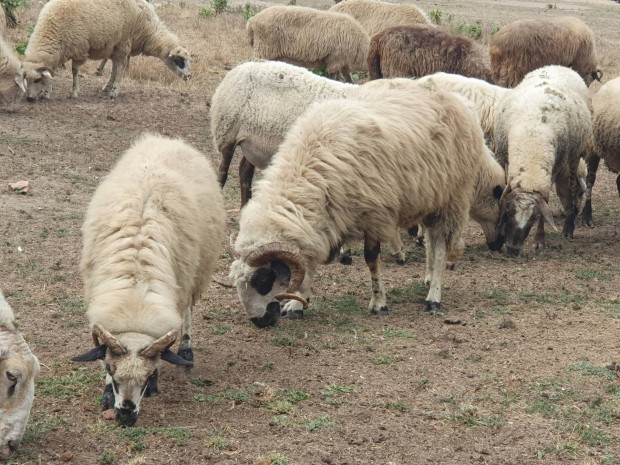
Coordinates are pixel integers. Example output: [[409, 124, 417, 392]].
[[23, 0, 191, 100], [493, 66, 592, 255], [490, 16, 602, 88], [246, 6, 369, 83], [0, 289, 40, 460], [228, 85, 487, 327], [72, 134, 225, 427], [330, 0, 429, 37]]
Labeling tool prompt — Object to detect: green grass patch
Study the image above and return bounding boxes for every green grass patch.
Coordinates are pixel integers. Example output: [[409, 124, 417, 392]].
[[387, 282, 427, 304], [576, 269, 609, 281], [304, 416, 336, 432], [209, 324, 231, 335], [382, 326, 414, 339], [568, 359, 617, 380], [193, 386, 252, 403], [36, 369, 103, 398], [373, 355, 399, 365]]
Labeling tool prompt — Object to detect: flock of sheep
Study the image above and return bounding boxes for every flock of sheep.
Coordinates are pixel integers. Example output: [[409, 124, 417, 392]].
[[1, 0, 620, 459]]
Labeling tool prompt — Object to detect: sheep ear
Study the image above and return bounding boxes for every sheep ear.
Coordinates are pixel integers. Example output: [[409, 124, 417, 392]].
[[492, 185, 503, 200], [15, 74, 27, 92], [72, 345, 107, 362], [537, 196, 558, 231], [36, 66, 54, 79], [161, 349, 193, 367]]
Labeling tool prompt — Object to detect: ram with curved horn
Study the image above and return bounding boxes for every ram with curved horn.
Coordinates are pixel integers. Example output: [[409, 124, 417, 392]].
[[0, 289, 40, 460], [72, 134, 225, 426], [229, 84, 487, 327]]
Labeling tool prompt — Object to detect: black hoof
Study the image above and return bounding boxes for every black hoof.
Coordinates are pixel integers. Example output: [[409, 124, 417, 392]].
[[395, 257, 406, 266], [101, 384, 115, 410], [371, 306, 389, 316], [423, 301, 441, 313], [282, 309, 304, 319], [582, 202, 594, 228], [339, 255, 353, 266]]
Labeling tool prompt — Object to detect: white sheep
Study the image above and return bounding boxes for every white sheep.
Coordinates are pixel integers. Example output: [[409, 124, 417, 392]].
[[494, 65, 592, 255], [330, 0, 430, 37], [0, 35, 27, 111], [23, 0, 191, 100], [0, 289, 40, 460], [229, 85, 487, 327], [246, 6, 369, 83], [72, 134, 226, 427], [582, 76, 620, 226]]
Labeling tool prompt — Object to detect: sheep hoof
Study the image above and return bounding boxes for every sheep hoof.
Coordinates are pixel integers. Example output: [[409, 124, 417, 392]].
[[394, 254, 406, 266], [371, 306, 389, 316], [282, 309, 304, 319], [339, 255, 353, 266], [101, 384, 115, 410], [424, 301, 441, 313]]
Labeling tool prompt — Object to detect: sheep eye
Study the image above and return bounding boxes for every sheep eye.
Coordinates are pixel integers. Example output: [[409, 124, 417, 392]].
[[6, 372, 17, 383], [34, 78, 42, 83]]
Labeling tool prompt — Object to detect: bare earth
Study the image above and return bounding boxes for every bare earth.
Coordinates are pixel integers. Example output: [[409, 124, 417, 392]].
[[1, 0, 619, 464]]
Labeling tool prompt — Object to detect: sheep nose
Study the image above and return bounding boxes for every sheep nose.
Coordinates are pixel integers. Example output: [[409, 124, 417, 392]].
[[250, 301, 281, 328], [115, 408, 139, 427], [8, 439, 20, 451], [26, 97, 35, 102]]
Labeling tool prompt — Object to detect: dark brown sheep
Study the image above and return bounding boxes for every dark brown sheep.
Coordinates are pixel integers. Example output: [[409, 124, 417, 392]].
[[367, 25, 493, 82], [490, 16, 602, 88]]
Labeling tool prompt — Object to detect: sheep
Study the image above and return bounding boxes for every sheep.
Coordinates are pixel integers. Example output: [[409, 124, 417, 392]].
[[71, 134, 226, 427], [22, 0, 191, 101], [0, 35, 26, 111], [367, 25, 493, 82], [493, 66, 592, 255], [228, 85, 487, 327], [490, 16, 602, 88], [0, 289, 40, 460], [330, 0, 430, 37], [0, 4, 5, 37], [582, 76, 620, 226], [246, 6, 369, 83]]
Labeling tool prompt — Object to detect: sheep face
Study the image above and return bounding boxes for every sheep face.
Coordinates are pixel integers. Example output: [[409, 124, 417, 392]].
[[23, 64, 53, 101], [0, 345, 40, 460], [496, 188, 555, 256], [0, 68, 27, 111], [72, 325, 192, 427], [164, 46, 191, 81]]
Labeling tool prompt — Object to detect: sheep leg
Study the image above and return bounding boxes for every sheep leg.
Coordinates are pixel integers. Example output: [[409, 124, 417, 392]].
[[408, 225, 425, 246], [101, 374, 115, 410], [556, 165, 579, 239], [582, 154, 600, 227], [217, 142, 236, 189], [534, 216, 546, 250], [71, 60, 86, 98], [102, 53, 128, 99], [386, 231, 406, 265], [339, 242, 353, 265], [177, 304, 193, 366], [364, 235, 388, 315], [96, 59, 107, 76], [239, 156, 256, 208], [616, 174, 620, 198], [423, 227, 447, 313]]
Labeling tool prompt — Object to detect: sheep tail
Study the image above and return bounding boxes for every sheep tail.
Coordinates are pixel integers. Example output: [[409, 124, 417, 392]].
[[367, 41, 382, 80]]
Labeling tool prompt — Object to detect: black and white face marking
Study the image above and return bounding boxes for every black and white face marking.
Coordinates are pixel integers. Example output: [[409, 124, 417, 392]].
[[496, 194, 540, 256]]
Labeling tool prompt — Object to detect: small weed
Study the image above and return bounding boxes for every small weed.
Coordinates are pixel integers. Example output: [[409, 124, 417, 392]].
[[373, 355, 398, 365], [98, 452, 117, 465], [37, 369, 102, 398], [446, 404, 503, 428], [387, 401, 411, 412], [207, 436, 227, 450], [15, 23, 35, 55], [382, 326, 414, 339], [310, 65, 327, 77], [270, 415, 292, 429], [262, 361, 274, 371], [278, 388, 310, 404], [190, 377, 212, 388], [271, 336, 298, 347], [55, 229, 69, 238], [315, 294, 364, 314], [576, 269, 609, 281], [456, 23, 483, 40], [212, 0, 227, 14], [305, 416, 336, 432], [159, 427, 191, 446], [429, 7, 442, 24], [267, 400, 294, 414], [209, 324, 231, 335], [387, 282, 427, 304], [568, 359, 617, 380], [198, 6, 214, 17], [268, 452, 291, 465], [242, 3, 256, 20]]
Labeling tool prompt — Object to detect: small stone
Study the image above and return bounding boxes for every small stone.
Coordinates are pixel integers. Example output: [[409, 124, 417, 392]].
[[101, 409, 115, 420], [59, 452, 74, 462], [8, 180, 29, 194]]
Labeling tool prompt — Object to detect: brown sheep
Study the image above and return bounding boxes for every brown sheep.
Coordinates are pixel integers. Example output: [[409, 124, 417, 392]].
[[490, 16, 602, 88], [368, 25, 493, 82]]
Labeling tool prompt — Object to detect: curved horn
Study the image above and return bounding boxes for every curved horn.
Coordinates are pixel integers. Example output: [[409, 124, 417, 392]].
[[595, 69, 603, 82], [275, 293, 308, 309], [245, 242, 305, 293], [92, 324, 127, 355], [139, 330, 178, 359], [226, 231, 240, 259], [212, 274, 235, 288]]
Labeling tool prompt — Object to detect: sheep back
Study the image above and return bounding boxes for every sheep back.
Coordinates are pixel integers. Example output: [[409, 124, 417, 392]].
[[592, 76, 620, 173], [81, 134, 226, 339], [330, 0, 429, 37], [210, 60, 356, 169], [490, 16, 599, 87], [368, 25, 492, 82], [246, 6, 370, 76]]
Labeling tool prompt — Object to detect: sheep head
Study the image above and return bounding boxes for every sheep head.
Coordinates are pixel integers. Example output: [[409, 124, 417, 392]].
[[495, 186, 556, 256], [229, 242, 307, 328], [22, 63, 53, 101], [72, 324, 191, 427], [0, 67, 27, 111], [0, 327, 40, 460], [164, 46, 191, 81]]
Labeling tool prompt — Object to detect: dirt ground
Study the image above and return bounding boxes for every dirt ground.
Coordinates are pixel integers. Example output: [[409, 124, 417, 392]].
[[1, 0, 620, 464]]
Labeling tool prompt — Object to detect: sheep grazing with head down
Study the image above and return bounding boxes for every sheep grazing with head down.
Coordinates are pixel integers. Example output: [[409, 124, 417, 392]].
[[368, 25, 493, 82], [0, 289, 40, 460], [246, 6, 369, 83], [72, 134, 225, 427], [490, 16, 602, 88], [229, 85, 487, 327], [23, 0, 191, 100], [582, 76, 620, 226], [330, 0, 429, 37], [0, 35, 27, 111], [494, 66, 592, 255]]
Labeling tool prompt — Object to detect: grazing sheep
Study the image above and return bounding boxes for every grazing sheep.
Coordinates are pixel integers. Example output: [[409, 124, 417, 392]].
[[72, 134, 225, 427], [23, 0, 191, 100], [229, 85, 487, 327], [582, 76, 620, 226], [330, 0, 429, 37], [494, 66, 592, 255], [0, 289, 40, 460], [490, 16, 602, 88], [246, 6, 369, 83], [368, 25, 493, 82], [0, 35, 26, 111]]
